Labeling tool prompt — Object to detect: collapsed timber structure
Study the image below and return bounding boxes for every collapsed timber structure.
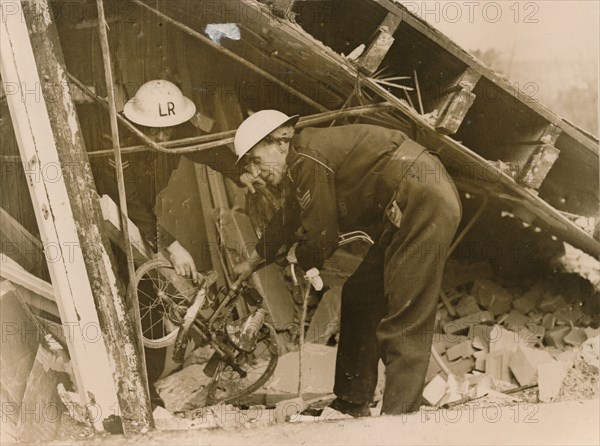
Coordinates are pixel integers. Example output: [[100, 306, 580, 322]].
[[1, 0, 598, 440]]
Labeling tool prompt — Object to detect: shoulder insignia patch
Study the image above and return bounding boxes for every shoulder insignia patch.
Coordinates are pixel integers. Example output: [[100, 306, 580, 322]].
[[297, 188, 311, 209]]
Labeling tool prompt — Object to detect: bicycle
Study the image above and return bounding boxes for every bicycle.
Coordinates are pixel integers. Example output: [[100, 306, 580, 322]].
[[133, 259, 278, 407]]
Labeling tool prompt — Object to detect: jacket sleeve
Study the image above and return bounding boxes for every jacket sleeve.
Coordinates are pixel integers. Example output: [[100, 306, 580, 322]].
[[292, 157, 339, 271], [184, 146, 244, 184]]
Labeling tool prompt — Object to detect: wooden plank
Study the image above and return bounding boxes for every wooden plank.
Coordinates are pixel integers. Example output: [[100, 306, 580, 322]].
[[369, 0, 598, 153], [358, 12, 402, 75], [435, 68, 481, 134], [1, 1, 146, 431], [517, 144, 561, 190], [0, 206, 47, 279], [0, 255, 59, 318]]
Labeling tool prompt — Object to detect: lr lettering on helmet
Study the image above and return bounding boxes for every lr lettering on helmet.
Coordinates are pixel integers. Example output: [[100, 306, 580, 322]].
[[158, 101, 176, 117]]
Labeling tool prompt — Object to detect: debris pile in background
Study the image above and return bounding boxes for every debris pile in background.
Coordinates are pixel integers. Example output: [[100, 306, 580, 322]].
[[423, 258, 600, 408]]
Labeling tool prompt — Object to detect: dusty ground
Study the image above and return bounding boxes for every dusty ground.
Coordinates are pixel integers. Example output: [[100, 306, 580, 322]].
[[51, 398, 599, 446]]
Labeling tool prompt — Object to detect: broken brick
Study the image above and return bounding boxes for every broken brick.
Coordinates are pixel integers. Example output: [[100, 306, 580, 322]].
[[502, 310, 532, 332], [423, 374, 447, 406], [543, 326, 571, 349], [542, 313, 556, 330], [455, 295, 481, 318], [554, 305, 584, 326], [584, 327, 600, 339], [469, 324, 494, 350], [537, 360, 569, 403], [472, 279, 513, 316], [538, 294, 569, 314], [512, 282, 546, 314], [488, 325, 529, 353], [474, 350, 487, 372], [448, 357, 475, 376], [485, 349, 515, 383], [508, 346, 553, 386], [443, 311, 495, 335], [564, 328, 587, 347], [446, 340, 475, 361]]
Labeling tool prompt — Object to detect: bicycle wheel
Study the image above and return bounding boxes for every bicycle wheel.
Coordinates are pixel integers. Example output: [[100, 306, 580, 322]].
[[206, 323, 278, 405], [134, 259, 198, 349]]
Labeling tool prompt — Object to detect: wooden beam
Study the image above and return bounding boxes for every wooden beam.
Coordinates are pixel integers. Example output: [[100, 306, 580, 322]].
[[435, 68, 481, 135], [358, 13, 402, 75], [0, 206, 47, 280], [0, 254, 58, 317], [1, 0, 149, 432], [517, 144, 561, 190]]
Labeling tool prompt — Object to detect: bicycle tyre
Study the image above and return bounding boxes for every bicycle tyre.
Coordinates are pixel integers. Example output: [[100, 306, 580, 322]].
[[206, 323, 278, 405], [133, 259, 196, 349]]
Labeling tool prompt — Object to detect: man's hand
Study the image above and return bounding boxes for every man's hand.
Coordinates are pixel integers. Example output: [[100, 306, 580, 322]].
[[233, 260, 254, 282], [166, 240, 200, 283], [239, 163, 265, 194], [233, 248, 263, 282]]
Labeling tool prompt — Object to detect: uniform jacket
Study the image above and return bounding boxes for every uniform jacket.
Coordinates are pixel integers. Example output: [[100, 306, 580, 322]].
[[256, 124, 424, 271], [91, 124, 240, 252]]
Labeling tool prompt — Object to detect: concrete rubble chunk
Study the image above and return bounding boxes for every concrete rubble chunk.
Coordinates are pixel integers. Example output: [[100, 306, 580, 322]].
[[488, 325, 529, 353], [264, 343, 337, 395], [469, 324, 493, 350], [508, 346, 554, 386], [423, 374, 447, 406], [512, 282, 546, 314], [578, 335, 599, 370], [446, 340, 475, 361], [584, 327, 600, 339], [455, 294, 481, 318], [155, 364, 213, 412], [537, 360, 570, 402], [472, 279, 513, 316], [538, 294, 569, 314], [544, 326, 571, 349], [554, 305, 584, 326], [564, 327, 588, 347], [502, 310, 532, 332], [485, 349, 515, 383], [542, 313, 556, 330], [448, 357, 476, 376], [474, 349, 488, 371], [443, 311, 494, 335]]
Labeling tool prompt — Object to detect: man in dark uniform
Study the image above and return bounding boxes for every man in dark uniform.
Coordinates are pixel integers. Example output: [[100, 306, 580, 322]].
[[233, 110, 462, 416], [89, 80, 242, 406]]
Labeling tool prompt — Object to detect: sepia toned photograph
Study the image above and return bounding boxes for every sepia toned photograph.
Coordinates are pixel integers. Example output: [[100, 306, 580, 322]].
[[0, 0, 598, 444]]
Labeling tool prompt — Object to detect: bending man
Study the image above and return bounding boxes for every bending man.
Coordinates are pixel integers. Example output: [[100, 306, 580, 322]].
[[233, 110, 462, 416]]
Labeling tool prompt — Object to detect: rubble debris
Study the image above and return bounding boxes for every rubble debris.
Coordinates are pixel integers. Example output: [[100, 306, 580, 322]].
[[472, 279, 513, 316], [425, 263, 599, 408], [537, 361, 570, 403], [508, 346, 553, 386], [422, 375, 447, 406]]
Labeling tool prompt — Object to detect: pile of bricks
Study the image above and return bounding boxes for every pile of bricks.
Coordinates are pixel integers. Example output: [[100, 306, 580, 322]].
[[423, 266, 599, 407]]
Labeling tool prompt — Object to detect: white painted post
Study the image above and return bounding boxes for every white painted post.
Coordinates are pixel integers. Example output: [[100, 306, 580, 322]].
[[0, 0, 123, 432]]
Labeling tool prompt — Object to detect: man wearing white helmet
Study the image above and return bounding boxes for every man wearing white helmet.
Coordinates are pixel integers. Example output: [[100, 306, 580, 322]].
[[92, 79, 240, 280], [90, 80, 241, 406], [233, 110, 462, 417]]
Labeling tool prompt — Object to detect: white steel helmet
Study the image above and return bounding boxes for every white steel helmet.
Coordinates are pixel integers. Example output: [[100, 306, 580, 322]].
[[123, 80, 196, 128], [234, 110, 299, 163]]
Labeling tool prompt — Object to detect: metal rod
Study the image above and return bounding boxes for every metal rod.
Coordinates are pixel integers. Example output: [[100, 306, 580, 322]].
[[95, 0, 153, 425], [413, 69, 425, 114], [448, 194, 490, 256], [85, 102, 396, 157], [130, 0, 328, 113]]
